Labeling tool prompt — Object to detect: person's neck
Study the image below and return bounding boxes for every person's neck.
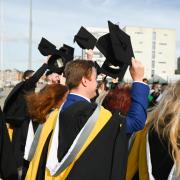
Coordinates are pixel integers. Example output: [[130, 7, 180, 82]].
[[70, 88, 90, 100]]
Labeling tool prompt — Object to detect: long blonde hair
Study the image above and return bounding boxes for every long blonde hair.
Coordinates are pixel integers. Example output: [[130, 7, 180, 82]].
[[146, 80, 180, 174]]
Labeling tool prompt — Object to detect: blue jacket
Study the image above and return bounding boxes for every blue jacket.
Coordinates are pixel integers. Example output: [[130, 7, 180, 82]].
[[62, 82, 149, 134]]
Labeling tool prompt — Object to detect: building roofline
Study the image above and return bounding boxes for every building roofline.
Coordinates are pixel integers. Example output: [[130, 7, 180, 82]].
[[123, 25, 176, 31]]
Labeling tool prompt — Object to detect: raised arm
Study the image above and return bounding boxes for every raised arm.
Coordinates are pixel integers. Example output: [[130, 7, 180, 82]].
[[23, 57, 49, 90], [125, 58, 149, 133]]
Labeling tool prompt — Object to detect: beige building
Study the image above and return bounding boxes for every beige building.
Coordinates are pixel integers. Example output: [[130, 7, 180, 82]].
[[0, 69, 23, 87], [123, 26, 176, 81], [86, 26, 176, 82]]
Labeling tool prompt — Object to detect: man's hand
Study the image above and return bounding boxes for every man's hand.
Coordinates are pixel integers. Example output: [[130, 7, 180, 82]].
[[45, 55, 51, 64], [129, 58, 144, 81], [59, 74, 66, 85], [85, 49, 93, 60]]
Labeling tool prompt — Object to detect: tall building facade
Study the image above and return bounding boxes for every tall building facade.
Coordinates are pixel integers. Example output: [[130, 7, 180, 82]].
[[123, 26, 176, 81], [86, 26, 176, 81]]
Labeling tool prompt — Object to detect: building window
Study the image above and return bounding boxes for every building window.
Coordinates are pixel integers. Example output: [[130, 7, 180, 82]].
[[152, 32, 156, 40], [152, 51, 155, 59], [135, 32, 143, 34], [152, 61, 155, 68], [134, 51, 143, 53], [159, 42, 167, 45], [158, 62, 166, 64], [152, 41, 156, 50], [151, 70, 155, 76]]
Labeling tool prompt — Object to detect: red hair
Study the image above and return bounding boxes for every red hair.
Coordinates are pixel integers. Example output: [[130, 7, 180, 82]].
[[26, 84, 68, 123], [102, 85, 131, 115]]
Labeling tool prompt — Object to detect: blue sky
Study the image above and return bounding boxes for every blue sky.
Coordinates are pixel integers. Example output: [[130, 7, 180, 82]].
[[1, 0, 180, 70]]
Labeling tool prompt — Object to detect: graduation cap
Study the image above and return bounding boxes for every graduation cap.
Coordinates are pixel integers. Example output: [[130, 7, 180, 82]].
[[96, 33, 128, 80], [38, 37, 58, 56], [93, 60, 127, 80], [100, 60, 128, 80], [38, 37, 74, 73], [96, 33, 118, 66], [59, 44, 74, 64], [45, 66, 64, 76], [47, 44, 74, 70], [96, 21, 134, 66], [74, 26, 97, 49], [38, 37, 74, 60], [95, 21, 135, 80], [108, 21, 134, 65]]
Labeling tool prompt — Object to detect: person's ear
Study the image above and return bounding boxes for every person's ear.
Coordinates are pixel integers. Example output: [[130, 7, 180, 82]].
[[81, 76, 88, 87]]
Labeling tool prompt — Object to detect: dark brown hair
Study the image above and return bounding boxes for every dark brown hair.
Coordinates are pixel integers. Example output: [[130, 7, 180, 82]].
[[64, 60, 95, 90], [26, 84, 68, 123], [22, 70, 34, 80]]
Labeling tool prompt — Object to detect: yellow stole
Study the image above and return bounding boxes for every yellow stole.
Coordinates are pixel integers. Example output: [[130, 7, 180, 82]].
[[126, 127, 149, 180], [25, 109, 59, 180], [26, 106, 112, 180], [7, 126, 13, 141]]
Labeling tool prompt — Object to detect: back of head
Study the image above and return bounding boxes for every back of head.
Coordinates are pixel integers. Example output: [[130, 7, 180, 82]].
[[147, 80, 180, 174], [97, 80, 108, 91], [64, 59, 95, 90], [102, 85, 131, 115], [26, 84, 68, 123], [143, 78, 149, 84], [22, 70, 34, 80]]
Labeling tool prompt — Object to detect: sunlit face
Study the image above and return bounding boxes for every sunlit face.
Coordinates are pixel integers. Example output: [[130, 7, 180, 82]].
[[87, 67, 97, 99]]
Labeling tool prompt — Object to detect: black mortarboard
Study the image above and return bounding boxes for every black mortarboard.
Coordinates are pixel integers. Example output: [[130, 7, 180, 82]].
[[74, 26, 97, 49], [95, 21, 135, 80], [45, 66, 64, 76], [108, 21, 134, 65], [38, 37, 58, 56], [94, 60, 128, 80], [96, 33, 118, 66], [100, 60, 128, 80], [47, 44, 74, 70], [38, 37, 74, 72], [59, 44, 74, 64], [96, 21, 134, 66], [96, 33, 128, 80], [94, 61, 102, 75]]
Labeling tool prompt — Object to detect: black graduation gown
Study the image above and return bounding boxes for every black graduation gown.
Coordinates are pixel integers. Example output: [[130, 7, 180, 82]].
[[148, 127, 174, 180], [37, 102, 130, 180], [0, 108, 18, 180], [3, 63, 48, 168]]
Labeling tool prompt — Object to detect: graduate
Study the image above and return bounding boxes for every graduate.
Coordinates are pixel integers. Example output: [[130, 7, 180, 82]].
[[45, 57, 149, 180], [3, 58, 49, 176], [126, 80, 180, 180], [26, 22, 149, 180], [25, 84, 68, 180], [0, 107, 18, 180], [3, 37, 73, 178]]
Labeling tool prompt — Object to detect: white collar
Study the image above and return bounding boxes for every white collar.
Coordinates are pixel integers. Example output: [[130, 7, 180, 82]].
[[69, 93, 91, 102]]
